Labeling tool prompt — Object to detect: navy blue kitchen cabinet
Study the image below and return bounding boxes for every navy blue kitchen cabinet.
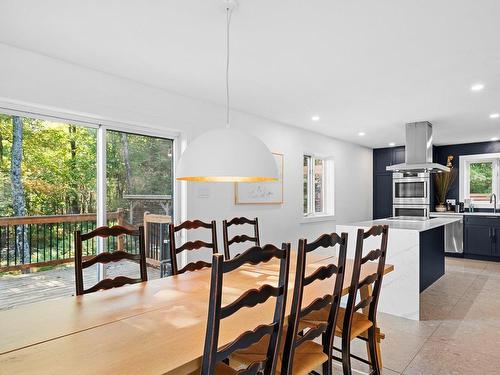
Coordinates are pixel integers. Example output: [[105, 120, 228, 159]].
[[373, 146, 404, 219], [465, 224, 492, 256], [374, 148, 393, 174], [393, 147, 406, 164], [374, 173, 393, 219], [493, 226, 500, 257], [374, 147, 405, 173], [464, 216, 500, 258]]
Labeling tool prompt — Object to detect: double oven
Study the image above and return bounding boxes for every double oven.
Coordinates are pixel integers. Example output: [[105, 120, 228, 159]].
[[392, 172, 430, 219]]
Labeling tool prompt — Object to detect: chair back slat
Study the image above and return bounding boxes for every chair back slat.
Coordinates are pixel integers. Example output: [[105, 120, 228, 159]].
[[222, 244, 284, 273], [80, 225, 138, 241], [354, 296, 373, 312], [227, 234, 258, 246], [220, 284, 284, 319], [74, 225, 147, 296], [201, 243, 290, 375], [361, 248, 383, 264], [281, 232, 348, 375], [342, 225, 389, 344], [237, 362, 265, 375], [177, 260, 212, 274], [169, 220, 218, 275], [82, 250, 141, 268], [303, 232, 343, 253], [299, 294, 333, 318], [84, 276, 143, 294], [294, 322, 328, 348], [175, 219, 214, 230], [216, 324, 275, 362], [303, 264, 339, 286], [223, 217, 260, 260], [358, 272, 378, 289], [176, 240, 215, 253]]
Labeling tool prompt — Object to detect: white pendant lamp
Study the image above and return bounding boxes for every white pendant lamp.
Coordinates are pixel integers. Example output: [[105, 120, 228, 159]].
[[176, 1, 278, 182]]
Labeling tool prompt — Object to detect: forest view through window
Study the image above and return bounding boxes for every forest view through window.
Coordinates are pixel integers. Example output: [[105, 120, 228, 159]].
[[0, 112, 173, 309]]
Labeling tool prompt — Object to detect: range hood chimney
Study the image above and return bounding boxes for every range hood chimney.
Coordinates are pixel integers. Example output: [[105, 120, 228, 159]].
[[386, 121, 450, 172]]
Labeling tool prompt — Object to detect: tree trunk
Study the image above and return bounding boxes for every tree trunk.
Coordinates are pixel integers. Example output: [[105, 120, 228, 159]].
[[68, 125, 80, 213], [121, 133, 132, 194], [0, 132, 3, 162], [10, 116, 30, 265]]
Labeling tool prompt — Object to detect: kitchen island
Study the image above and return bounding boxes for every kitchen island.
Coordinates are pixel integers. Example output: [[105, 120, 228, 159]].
[[337, 217, 461, 320]]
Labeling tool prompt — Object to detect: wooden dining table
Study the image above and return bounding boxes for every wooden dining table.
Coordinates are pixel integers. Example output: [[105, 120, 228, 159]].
[[0, 253, 393, 375]]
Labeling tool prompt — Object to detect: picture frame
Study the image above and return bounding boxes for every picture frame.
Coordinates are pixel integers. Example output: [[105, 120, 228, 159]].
[[234, 152, 284, 205]]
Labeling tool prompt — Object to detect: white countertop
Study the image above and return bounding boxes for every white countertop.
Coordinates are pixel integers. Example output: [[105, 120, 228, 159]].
[[339, 217, 461, 232], [430, 211, 500, 217]]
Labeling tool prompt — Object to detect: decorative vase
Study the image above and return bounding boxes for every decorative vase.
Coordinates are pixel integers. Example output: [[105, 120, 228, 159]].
[[435, 204, 447, 212]]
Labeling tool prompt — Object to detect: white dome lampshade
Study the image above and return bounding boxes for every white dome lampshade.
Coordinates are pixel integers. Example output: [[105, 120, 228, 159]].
[[176, 128, 279, 182]]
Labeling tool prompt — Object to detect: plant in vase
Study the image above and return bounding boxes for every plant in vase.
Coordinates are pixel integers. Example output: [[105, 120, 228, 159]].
[[434, 169, 457, 212]]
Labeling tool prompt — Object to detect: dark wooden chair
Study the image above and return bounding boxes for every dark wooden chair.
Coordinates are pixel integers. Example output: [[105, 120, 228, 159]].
[[74, 225, 147, 296], [169, 219, 218, 275], [232, 232, 348, 375], [333, 225, 389, 375], [222, 217, 260, 260], [199, 243, 291, 374], [281, 232, 348, 375]]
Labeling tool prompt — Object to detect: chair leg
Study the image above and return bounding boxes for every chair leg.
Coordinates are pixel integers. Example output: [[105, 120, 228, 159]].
[[341, 337, 352, 375], [321, 333, 332, 375], [367, 326, 381, 375]]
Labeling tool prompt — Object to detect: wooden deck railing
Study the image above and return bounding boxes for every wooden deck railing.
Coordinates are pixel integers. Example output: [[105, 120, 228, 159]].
[[0, 210, 171, 272], [0, 209, 168, 272]]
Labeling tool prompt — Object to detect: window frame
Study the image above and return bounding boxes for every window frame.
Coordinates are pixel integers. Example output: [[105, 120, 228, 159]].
[[0, 99, 182, 277], [303, 153, 334, 219], [459, 153, 500, 207]]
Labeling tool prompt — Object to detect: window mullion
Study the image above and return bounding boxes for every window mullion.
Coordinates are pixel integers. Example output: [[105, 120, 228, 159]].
[[309, 157, 314, 215]]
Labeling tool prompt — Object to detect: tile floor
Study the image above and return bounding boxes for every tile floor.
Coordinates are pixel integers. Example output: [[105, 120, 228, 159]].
[[341, 257, 500, 374]]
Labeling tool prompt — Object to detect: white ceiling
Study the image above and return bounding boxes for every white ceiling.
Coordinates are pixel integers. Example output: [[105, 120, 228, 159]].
[[0, 0, 499, 148]]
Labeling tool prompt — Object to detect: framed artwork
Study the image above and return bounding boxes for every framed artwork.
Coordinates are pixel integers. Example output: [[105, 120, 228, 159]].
[[234, 152, 284, 205]]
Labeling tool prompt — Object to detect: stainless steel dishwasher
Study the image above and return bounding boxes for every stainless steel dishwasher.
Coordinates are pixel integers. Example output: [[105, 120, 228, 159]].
[[430, 213, 463, 254]]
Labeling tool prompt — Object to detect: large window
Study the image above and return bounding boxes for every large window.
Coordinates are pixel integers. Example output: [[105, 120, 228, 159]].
[[460, 153, 500, 205], [0, 111, 175, 309], [303, 154, 333, 217], [106, 130, 173, 226]]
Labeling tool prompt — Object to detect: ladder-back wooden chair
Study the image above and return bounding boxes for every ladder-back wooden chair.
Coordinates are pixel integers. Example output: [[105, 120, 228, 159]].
[[199, 243, 291, 374], [232, 232, 348, 375], [334, 224, 388, 375], [74, 225, 147, 296], [222, 217, 260, 260], [281, 232, 348, 375], [169, 219, 218, 275]]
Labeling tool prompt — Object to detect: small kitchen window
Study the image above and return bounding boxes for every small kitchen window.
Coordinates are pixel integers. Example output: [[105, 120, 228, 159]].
[[460, 153, 500, 206], [303, 154, 334, 218]]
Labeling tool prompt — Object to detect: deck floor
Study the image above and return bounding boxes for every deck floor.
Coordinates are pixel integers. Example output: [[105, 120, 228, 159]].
[[0, 262, 161, 311]]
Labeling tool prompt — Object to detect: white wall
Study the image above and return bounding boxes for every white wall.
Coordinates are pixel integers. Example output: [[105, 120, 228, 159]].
[[0, 43, 372, 251]]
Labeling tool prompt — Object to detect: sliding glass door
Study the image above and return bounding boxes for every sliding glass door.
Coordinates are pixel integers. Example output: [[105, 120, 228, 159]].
[[105, 130, 173, 274], [0, 111, 174, 309]]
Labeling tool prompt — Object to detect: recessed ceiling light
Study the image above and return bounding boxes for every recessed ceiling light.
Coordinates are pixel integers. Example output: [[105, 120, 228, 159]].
[[311, 115, 320, 121], [490, 113, 500, 119], [388, 142, 396, 147], [491, 137, 499, 141], [358, 132, 366, 137], [470, 83, 485, 92]]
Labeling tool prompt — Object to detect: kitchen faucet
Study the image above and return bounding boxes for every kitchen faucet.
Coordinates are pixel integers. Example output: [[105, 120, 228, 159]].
[[491, 193, 497, 214]]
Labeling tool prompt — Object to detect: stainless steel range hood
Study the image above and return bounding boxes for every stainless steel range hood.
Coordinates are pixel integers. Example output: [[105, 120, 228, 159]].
[[386, 121, 450, 172]]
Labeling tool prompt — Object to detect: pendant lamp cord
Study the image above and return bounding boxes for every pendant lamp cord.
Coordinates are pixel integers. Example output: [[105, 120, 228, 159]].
[[225, 6, 232, 128]]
